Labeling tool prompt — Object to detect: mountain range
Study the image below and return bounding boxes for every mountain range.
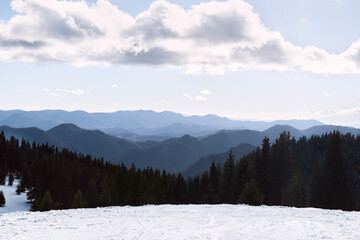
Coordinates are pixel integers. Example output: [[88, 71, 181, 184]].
[[1, 122, 360, 174], [0, 110, 323, 138]]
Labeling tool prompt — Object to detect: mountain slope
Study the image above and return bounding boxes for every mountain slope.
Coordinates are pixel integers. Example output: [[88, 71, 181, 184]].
[[0, 124, 139, 161], [47, 124, 139, 160], [113, 135, 206, 172]]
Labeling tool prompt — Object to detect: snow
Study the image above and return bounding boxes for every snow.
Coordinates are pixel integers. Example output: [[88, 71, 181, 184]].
[[1, 204, 360, 240], [0, 178, 30, 214]]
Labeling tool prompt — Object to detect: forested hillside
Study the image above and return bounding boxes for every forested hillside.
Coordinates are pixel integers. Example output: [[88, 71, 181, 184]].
[[0, 131, 359, 211]]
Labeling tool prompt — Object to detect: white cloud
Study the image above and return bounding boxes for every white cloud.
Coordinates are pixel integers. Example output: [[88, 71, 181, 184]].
[[200, 90, 212, 95], [184, 93, 193, 100], [57, 88, 86, 95], [0, 0, 360, 74], [323, 92, 330, 97], [45, 88, 88, 96], [112, 84, 118, 88], [195, 95, 207, 101]]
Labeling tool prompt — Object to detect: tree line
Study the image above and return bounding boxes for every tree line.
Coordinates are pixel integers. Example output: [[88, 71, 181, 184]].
[[0, 131, 359, 211]]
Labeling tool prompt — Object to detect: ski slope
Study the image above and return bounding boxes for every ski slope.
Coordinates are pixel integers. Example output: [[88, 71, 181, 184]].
[[1, 204, 360, 240]]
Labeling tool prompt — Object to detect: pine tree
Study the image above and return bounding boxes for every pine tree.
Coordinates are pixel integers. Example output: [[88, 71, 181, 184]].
[[0, 190, 5, 206]]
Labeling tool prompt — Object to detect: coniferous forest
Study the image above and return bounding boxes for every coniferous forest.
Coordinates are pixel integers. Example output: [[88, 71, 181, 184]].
[[0, 131, 360, 211]]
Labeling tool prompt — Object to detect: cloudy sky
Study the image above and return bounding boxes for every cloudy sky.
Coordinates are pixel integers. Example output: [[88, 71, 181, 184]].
[[1, 0, 360, 126]]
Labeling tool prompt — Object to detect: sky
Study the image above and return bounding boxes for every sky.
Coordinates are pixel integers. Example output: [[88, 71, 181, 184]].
[[0, 0, 360, 127]]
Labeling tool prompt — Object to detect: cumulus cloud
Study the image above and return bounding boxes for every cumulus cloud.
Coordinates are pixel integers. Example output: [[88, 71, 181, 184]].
[[323, 92, 330, 97], [200, 90, 212, 95], [1, 0, 360, 74], [112, 84, 118, 88]]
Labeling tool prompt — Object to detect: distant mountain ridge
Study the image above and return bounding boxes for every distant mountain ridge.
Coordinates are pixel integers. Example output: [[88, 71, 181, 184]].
[[0, 124, 140, 161], [1, 123, 359, 174], [0, 110, 323, 138]]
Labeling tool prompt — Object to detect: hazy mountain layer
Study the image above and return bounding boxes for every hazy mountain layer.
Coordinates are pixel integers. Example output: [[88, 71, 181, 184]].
[[0, 110, 323, 135], [1, 123, 359, 173]]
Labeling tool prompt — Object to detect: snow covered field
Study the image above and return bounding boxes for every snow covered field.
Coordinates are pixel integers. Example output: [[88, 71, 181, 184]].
[[1, 204, 360, 240], [0, 178, 30, 214]]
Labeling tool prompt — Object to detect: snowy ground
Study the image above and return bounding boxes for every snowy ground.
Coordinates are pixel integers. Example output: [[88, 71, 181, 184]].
[[1, 204, 360, 240], [0, 178, 30, 214]]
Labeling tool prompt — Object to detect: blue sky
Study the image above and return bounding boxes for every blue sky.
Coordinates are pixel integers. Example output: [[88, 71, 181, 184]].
[[0, 0, 360, 127]]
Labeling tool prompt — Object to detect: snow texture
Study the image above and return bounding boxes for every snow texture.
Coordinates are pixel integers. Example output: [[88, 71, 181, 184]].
[[0, 178, 30, 214], [1, 204, 360, 240]]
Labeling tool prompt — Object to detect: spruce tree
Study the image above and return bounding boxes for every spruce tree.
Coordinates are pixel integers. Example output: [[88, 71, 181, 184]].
[[256, 137, 271, 203], [16, 183, 22, 195], [209, 161, 219, 203], [0, 190, 5, 206], [38, 190, 53, 211], [238, 178, 264, 206], [284, 172, 304, 207], [221, 150, 236, 203], [72, 190, 87, 209], [85, 179, 98, 208], [312, 132, 353, 210], [8, 173, 14, 186], [268, 131, 292, 205], [0, 170, 5, 185]]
